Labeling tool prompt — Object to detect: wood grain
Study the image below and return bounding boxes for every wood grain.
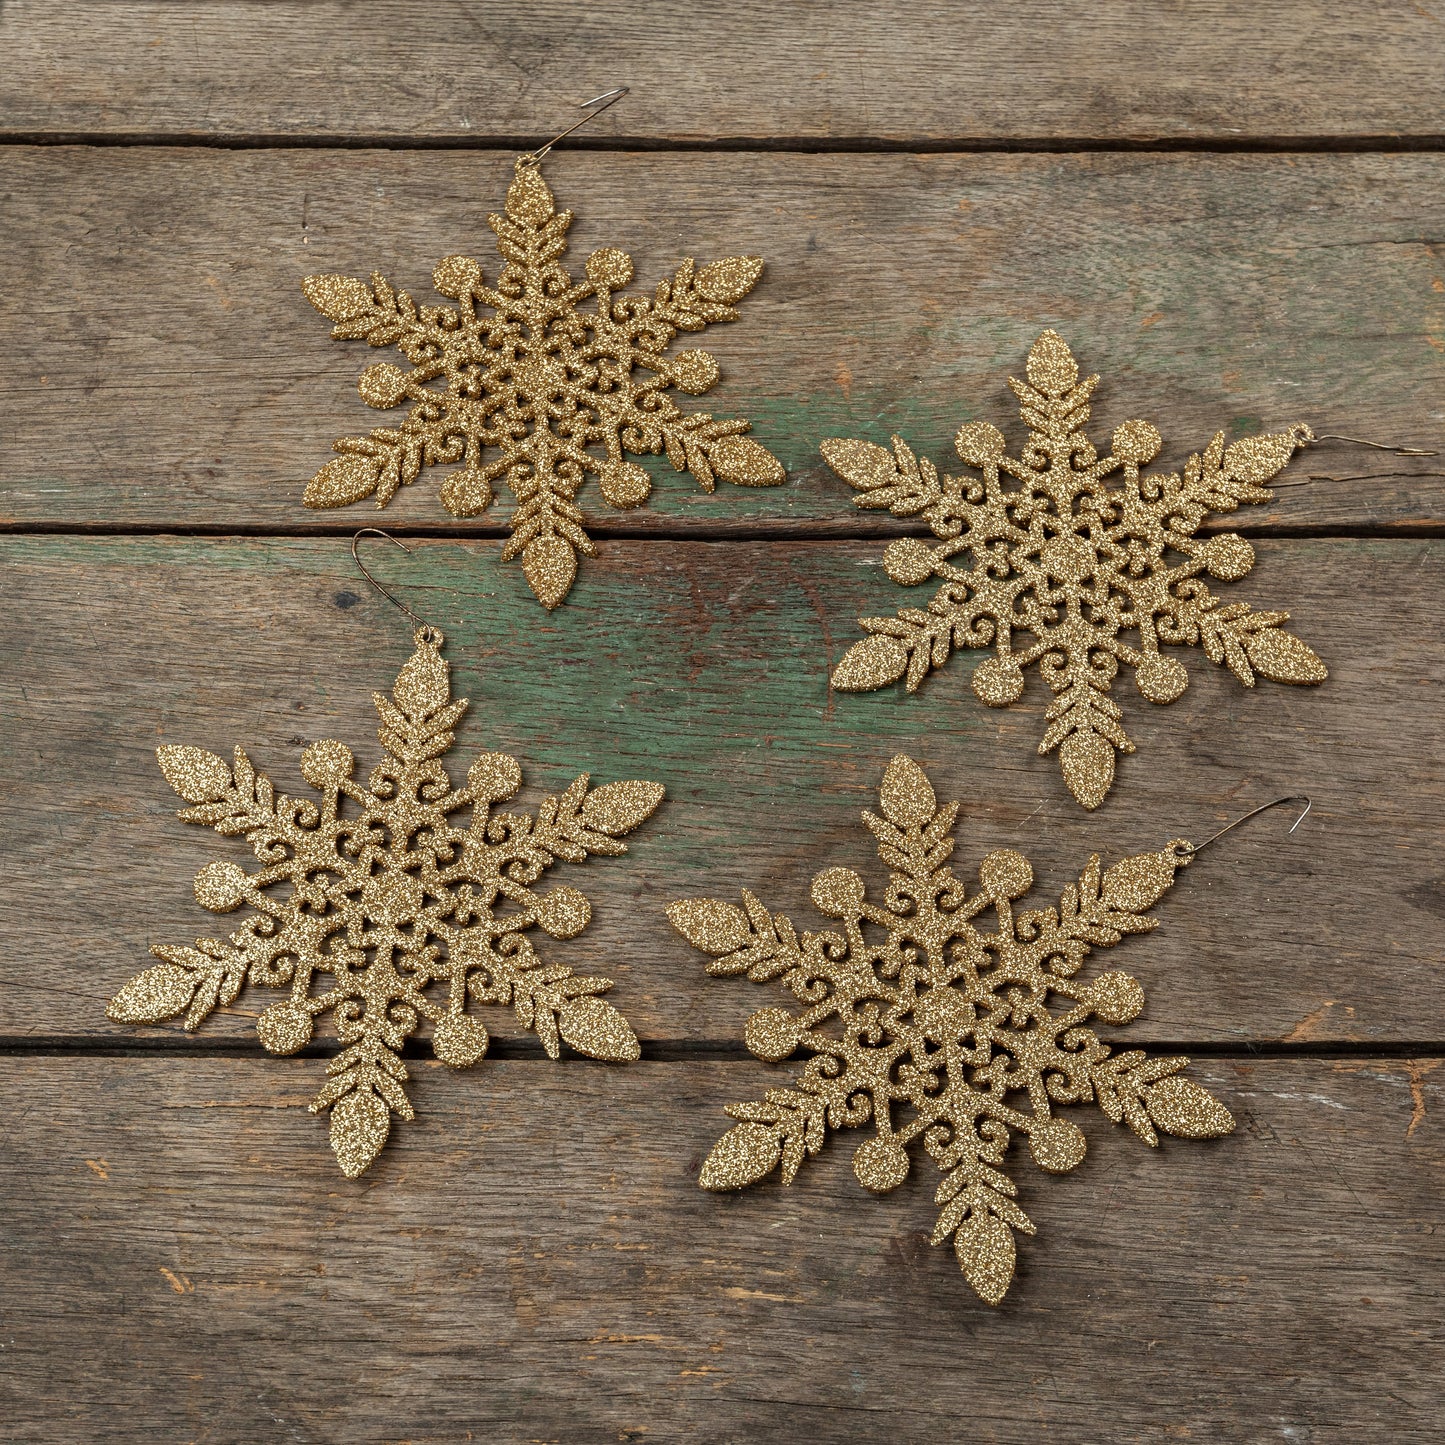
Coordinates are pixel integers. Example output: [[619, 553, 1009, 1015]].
[[4, 6, 1444, 1436], [3, 536, 1440, 1045], [2, 147, 1443, 536], [2, 1055, 1440, 1442], [3, 1, 1445, 145]]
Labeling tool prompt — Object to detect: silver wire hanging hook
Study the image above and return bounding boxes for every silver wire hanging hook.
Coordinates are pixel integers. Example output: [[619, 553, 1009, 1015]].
[[1172, 795, 1313, 858], [1273, 470, 1445, 488], [1309, 433, 1437, 457], [1277, 424, 1433, 488], [519, 87, 630, 167], [351, 529, 441, 643]]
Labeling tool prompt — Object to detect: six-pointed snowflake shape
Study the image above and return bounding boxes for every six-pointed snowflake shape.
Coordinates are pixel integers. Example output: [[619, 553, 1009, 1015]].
[[302, 159, 785, 608], [108, 630, 664, 1177], [823, 331, 1327, 808], [667, 755, 1234, 1304]]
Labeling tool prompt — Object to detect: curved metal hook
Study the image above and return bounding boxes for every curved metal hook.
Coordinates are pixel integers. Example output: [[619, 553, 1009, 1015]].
[[1273, 471, 1445, 488], [1174, 795, 1313, 858], [1310, 432, 1437, 457], [520, 87, 630, 166], [351, 529, 440, 641]]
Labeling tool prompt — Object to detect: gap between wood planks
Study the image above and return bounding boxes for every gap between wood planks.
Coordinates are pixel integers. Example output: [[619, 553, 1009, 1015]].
[[4, 521, 1442, 541], [5, 132, 1445, 153], [5, 1038, 1442, 1061]]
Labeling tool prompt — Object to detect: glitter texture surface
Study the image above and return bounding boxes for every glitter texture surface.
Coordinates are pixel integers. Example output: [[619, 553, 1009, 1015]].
[[667, 755, 1234, 1303], [824, 331, 1327, 808], [303, 159, 784, 608], [108, 630, 663, 1177]]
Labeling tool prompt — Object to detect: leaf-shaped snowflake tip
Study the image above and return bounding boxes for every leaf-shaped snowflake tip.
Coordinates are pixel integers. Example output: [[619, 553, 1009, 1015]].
[[667, 755, 1233, 1304], [303, 159, 785, 608], [108, 630, 664, 1177], [823, 331, 1326, 808]]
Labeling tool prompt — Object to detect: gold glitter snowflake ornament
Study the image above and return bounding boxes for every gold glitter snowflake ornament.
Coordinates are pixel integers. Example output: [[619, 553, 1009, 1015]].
[[824, 331, 1326, 808], [108, 630, 663, 1177], [668, 755, 1234, 1304], [303, 159, 784, 607]]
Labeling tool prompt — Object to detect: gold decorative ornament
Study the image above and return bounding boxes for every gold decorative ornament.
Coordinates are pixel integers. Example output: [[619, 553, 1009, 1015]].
[[667, 754, 1235, 1304], [302, 154, 784, 608], [108, 627, 664, 1177], [823, 331, 1326, 808]]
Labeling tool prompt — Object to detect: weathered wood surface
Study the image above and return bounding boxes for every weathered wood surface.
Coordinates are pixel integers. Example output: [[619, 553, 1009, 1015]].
[[3, 1, 1445, 145], [3, 3, 1445, 1439], [1, 1056, 1441, 1442], [2, 147, 1444, 536], [3, 536, 1441, 1045]]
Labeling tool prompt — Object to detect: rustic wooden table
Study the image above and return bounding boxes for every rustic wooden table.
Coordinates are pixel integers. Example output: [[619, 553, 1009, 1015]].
[[2, 3, 1443, 1441]]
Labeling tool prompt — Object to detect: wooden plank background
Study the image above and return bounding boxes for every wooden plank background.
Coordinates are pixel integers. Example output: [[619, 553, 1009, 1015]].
[[1, 3, 1443, 1442], [4, 1058, 1441, 1441], [3, 1, 1445, 144], [4, 147, 1443, 534]]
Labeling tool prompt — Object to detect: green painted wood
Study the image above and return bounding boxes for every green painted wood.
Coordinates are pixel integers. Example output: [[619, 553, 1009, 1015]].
[[3, 1, 1445, 144], [2, 536, 1439, 1044], [2, 1055, 1440, 1442], [2, 148, 1442, 535]]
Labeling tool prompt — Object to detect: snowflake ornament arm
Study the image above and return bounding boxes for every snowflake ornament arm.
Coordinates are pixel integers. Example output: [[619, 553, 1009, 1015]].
[[667, 755, 1233, 1304], [108, 630, 663, 1177], [822, 331, 1327, 808], [302, 160, 784, 608]]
